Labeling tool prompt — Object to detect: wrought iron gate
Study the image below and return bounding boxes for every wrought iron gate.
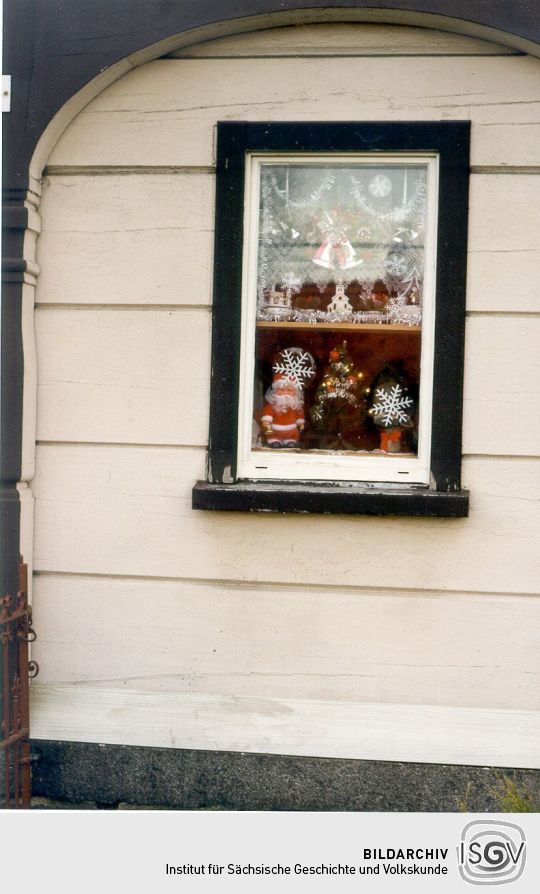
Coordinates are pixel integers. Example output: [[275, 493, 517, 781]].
[[1, 561, 38, 808]]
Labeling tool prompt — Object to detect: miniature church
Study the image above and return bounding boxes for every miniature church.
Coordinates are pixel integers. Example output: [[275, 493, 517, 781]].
[[327, 281, 353, 316]]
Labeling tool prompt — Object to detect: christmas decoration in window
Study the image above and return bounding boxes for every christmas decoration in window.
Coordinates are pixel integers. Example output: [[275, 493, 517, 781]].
[[237, 155, 437, 484], [193, 122, 470, 517]]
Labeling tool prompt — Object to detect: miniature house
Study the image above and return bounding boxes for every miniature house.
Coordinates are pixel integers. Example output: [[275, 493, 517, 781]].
[[268, 290, 289, 307], [265, 289, 292, 317]]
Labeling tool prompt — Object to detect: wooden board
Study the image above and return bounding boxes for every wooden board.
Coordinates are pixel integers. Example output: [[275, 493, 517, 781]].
[[36, 173, 540, 313], [32, 448, 540, 594], [462, 316, 540, 455], [35, 307, 211, 446], [169, 24, 519, 58], [467, 251, 540, 314], [32, 573, 540, 711], [47, 56, 540, 169], [29, 684, 540, 768], [37, 173, 214, 306], [35, 308, 539, 455], [469, 175, 540, 253]]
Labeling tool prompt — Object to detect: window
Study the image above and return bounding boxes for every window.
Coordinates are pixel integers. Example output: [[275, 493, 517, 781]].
[[193, 122, 470, 516]]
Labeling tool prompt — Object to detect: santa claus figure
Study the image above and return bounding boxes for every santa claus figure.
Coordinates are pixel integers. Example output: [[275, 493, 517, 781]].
[[260, 375, 305, 448]]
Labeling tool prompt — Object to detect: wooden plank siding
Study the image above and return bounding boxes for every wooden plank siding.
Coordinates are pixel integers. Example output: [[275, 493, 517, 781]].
[[36, 173, 215, 307], [32, 446, 540, 595], [32, 574, 540, 711], [37, 173, 540, 313], [46, 56, 540, 170], [35, 308, 212, 446], [30, 23, 540, 763], [34, 308, 540, 455]]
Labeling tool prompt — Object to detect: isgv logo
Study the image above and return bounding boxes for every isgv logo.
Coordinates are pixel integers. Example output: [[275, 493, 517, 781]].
[[458, 821, 526, 885]]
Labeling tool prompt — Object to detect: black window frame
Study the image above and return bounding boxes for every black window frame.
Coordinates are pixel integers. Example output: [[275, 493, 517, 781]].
[[193, 121, 470, 517]]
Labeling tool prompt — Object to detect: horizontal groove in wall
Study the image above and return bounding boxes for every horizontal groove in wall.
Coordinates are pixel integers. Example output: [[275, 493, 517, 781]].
[[33, 304, 540, 317], [41, 165, 539, 177], [31, 568, 540, 600], [43, 166, 216, 176], [465, 311, 540, 318], [34, 303, 211, 311], [463, 453, 540, 462], [34, 441, 539, 462], [471, 167, 540, 175], [36, 440, 206, 451]]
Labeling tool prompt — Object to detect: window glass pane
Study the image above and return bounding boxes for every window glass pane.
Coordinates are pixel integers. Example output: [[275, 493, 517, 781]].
[[252, 161, 427, 459]]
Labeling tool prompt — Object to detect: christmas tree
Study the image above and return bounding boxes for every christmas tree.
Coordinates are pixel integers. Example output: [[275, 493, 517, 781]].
[[310, 341, 368, 449]]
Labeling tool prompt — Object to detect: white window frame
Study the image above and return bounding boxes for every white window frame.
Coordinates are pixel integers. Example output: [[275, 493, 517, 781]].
[[236, 152, 439, 485]]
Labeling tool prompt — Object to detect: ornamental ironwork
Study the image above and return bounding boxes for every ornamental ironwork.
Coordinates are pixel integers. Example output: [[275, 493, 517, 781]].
[[1, 561, 37, 809]]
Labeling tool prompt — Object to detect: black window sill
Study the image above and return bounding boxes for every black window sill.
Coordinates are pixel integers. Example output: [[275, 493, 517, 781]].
[[192, 480, 469, 517]]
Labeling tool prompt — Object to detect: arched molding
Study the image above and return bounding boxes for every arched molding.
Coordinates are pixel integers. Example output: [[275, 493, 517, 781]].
[[28, 7, 540, 184]]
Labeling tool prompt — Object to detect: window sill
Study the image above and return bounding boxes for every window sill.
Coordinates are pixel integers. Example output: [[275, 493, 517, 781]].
[[192, 480, 469, 517]]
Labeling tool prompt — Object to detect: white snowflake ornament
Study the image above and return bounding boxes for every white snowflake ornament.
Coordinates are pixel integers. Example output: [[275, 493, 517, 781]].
[[371, 383, 413, 427], [369, 174, 392, 198], [281, 272, 303, 294], [384, 250, 409, 278], [273, 347, 316, 387]]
